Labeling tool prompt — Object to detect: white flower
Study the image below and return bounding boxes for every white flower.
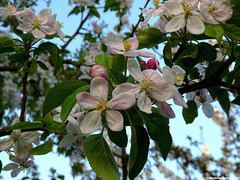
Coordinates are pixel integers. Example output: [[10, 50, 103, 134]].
[[163, 65, 186, 85], [165, 0, 205, 34], [113, 58, 177, 114], [0, 5, 16, 17], [76, 77, 135, 134]]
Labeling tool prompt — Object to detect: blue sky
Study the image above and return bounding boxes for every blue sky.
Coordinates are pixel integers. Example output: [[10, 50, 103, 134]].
[[0, 0, 226, 179]]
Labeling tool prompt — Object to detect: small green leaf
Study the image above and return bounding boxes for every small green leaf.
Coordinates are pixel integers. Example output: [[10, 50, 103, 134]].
[[107, 128, 128, 147], [204, 24, 224, 46], [232, 95, 240, 105], [221, 23, 240, 41], [84, 134, 120, 180], [182, 100, 198, 124], [89, 6, 100, 18], [129, 125, 149, 180], [38, 42, 63, 72], [29, 61, 38, 76], [0, 37, 14, 53], [137, 28, 166, 49], [7, 122, 44, 132], [112, 55, 125, 73], [163, 40, 173, 67], [36, 61, 49, 70], [42, 80, 87, 117], [95, 54, 113, 68], [60, 85, 90, 122], [29, 141, 53, 155], [215, 88, 230, 117]]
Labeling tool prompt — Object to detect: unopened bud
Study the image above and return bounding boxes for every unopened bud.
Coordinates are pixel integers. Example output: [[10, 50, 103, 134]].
[[147, 59, 158, 70], [89, 65, 107, 79]]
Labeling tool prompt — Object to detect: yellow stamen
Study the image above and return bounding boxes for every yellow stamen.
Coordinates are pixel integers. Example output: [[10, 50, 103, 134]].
[[6, 5, 15, 11], [209, 5, 216, 12], [34, 17, 41, 28], [153, 0, 160, 9], [123, 40, 132, 52], [141, 75, 156, 90], [57, 21, 63, 28], [11, 131, 21, 141], [96, 100, 108, 112], [183, 3, 193, 16], [173, 72, 185, 85]]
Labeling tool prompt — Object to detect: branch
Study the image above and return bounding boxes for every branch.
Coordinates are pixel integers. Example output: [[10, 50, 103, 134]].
[[178, 52, 238, 94], [60, 11, 91, 53], [0, 127, 47, 137], [121, 148, 129, 180], [129, 0, 151, 37]]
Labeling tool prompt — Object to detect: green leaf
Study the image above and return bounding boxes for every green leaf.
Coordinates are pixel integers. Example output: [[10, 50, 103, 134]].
[[137, 28, 166, 49], [84, 134, 120, 180], [60, 85, 90, 122], [29, 61, 38, 76], [0, 160, 2, 173], [36, 61, 49, 70], [215, 88, 230, 117], [89, 6, 100, 18], [163, 40, 173, 67], [95, 54, 113, 68], [141, 110, 172, 160], [182, 100, 198, 124], [112, 55, 125, 73], [7, 122, 44, 132], [232, 95, 240, 105], [42, 80, 87, 117], [196, 42, 217, 62], [38, 42, 63, 72], [0, 37, 14, 53], [29, 141, 53, 155], [109, 69, 127, 84], [204, 24, 224, 46], [129, 125, 149, 180], [107, 128, 128, 147], [221, 23, 240, 41]]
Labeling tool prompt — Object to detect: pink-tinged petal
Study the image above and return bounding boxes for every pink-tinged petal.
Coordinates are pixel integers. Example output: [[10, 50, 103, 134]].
[[137, 50, 156, 58], [213, 9, 232, 22], [53, 114, 62, 123], [32, 28, 46, 39], [186, 92, 195, 100], [165, 14, 185, 33], [80, 110, 102, 134], [148, 78, 178, 101], [0, 138, 14, 151], [187, 15, 205, 35], [202, 103, 214, 118], [142, 9, 154, 23], [17, 23, 33, 32], [128, 37, 139, 50], [107, 47, 122, 55], [156, 101, 175, 118], [66, 116, 80, 134], [173, 92, 188, 108], [112, 83, 140, 98], [163, 66, 174, 83], [165, 1, 184, 15], [25, 8, 36, 23], [0, 8, 11, 16], [47, 14, 56, 26], [106, 110, 124, 131], [21, 132, 39, 145], [154, 4, 166, 16], [108, 93, 136, 110], [37, 9, 51, 21], [137, 91, 152, 114], [124, 50, 140, 57], [90, 77, 108, 101], [2, 163, 18, 171], [76, 92, 99, 109], [11, 167, 22, 178], [14, 141, 26, 159], [40, 26, 56, 35], [127, 58, 143, 83], [105, 31, 124, 51]]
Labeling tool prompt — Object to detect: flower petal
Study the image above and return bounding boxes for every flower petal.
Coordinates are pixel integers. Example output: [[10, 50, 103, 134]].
[[90, 77, 108, 101], [2, 163, 18, 171], [112, 83, 140, 98], [165, 14, 185, 33], [156, 101, 175, 118], [11, 167, 22, 178], [186, 15, 205, 35], [165, 1, 184, 15], [127, 58, 143, 83], [21, 132, 39, 145], [137, 91, 152, 114], [32, 28, 46, 39], [0, 138, 14, 151], [106, 110, 124, 131], [80, 110, 102, 134], [14, 141, 26, 159], [76, 92, 98, 109], [128, 37, 139, 50], [108, 93, 136, 110], [202, 103, 214, 118], [105, 31, 124, 52]]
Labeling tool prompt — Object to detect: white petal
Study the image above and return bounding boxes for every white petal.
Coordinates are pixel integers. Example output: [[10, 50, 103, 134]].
[[2, 163, 18, 171], [32, 28, 46, 39], [105, 31, 124, 52], [21, 132, 39, 145], [14, 141, 26, 159], [165, 15, 185, 33], [80, 110, 102, 134], [0, 138, 14, 151], [40, 25, 56, 35], [173, 92, 188, 108], [66, 117, 80, 134], [163, 66, 174, 83], [108, 93, 136, 110], [202, 103, 214, 118], [157, 101, 175, 118], [106, 110, 124, 131], [59, 134, 76, 149], [76, 92, 98, 109], [0, 8, 11, 16], [90, 77, 108, 101], [17, 23, 33, 32], [165, 1, 184, 15], [137, 91, 152, 114], [112, 83, 140, 98], [186, 15, 205, 35], [127, 58, 143, 83], [11, 167, 22, 178]]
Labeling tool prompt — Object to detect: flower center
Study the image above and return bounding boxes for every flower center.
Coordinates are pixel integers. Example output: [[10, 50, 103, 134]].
[[6, 5, 15, 11], [173, 72, 185, 85], [124, 40, 132, 52], [34, 17, 42, 28], [11, 131, 21, 141], [183, 3, 193, 16], [209, 5, 216, 12], [57, 21, 63, 28], [96, 100, 108, 112], [152, 0, 160, 9], [141, 75, 156, 90]]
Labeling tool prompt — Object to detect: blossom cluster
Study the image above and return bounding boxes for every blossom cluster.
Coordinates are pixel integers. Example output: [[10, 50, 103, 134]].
[[0, 5, 65, 41], [142, 0, 233, 34]]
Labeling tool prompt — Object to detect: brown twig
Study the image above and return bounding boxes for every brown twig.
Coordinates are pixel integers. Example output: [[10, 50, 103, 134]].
[[0, 66, 18, 71], [121, 148, 129, 180]]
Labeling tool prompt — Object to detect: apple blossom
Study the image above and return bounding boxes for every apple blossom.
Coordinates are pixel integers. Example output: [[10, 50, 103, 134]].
[[0, 5, 16, 17], [163, 65, 186, 85], [89, 65, 108, 79], [76, 77, 135, 134], [165, 0, 205, 34], [113, 58, 177, 114]]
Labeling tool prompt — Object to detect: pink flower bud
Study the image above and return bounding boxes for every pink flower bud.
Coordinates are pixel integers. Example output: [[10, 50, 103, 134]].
[[146, 59, 158, 70], [89, 65, 107, 79], [140, 61, 147, 70], [77, 140, 85, 154]]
